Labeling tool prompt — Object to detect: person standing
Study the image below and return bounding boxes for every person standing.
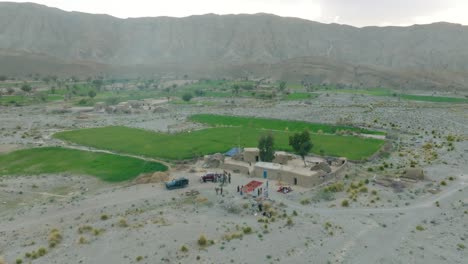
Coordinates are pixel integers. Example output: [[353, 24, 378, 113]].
[[237, 185, 240, 192], [228, 173, 231, 184], [220, 187, 223, 195]]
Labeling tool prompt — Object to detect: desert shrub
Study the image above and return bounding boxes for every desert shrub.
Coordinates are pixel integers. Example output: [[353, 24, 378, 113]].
[[300, 198, 311, 205], [286, 217, 294, 226], [415, 225, 425, 231], [440, 181, 447, 186], [136, 256, 143, 262], [457, 243, 465, 250], [180, 245, 189, 252], [16, 259, 23, 264], [48, 229, 62, 247], [325, 182, 344, 192], [100, 214, 109, 220], [37, 247, 47, 257], [223, 232, 243, 241], [198, 235, 207, 246], [359, 186, 368, 193], [243, 226, 252, 234], [118, 218, 129, 227], [371, 190, 377, 195], [292, 210, 298, 216], [341, 200, 349, 207], [78, 225, 93, 234], [78, 236, 88, 244], [367, 167, 373, 172]]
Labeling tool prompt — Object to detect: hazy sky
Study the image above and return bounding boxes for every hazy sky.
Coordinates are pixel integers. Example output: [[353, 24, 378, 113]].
[[8, 0, 468, 27]]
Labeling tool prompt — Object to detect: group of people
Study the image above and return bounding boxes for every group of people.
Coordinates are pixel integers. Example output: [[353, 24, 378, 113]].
[[218, 171, 231, 184], [237, 185, 244, 195], [215, 171, 231, 195]]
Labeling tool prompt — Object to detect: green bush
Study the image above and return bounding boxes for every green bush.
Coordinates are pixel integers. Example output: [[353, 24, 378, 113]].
[[198, 235, 207, 246], [182, 93, 193, 102], [341, 199, 349, 207], [100, 214, 109, 220], [180, 245, 189, 252]]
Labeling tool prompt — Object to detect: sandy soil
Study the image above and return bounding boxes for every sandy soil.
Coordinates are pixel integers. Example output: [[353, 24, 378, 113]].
[[0, 93, 467, 263]]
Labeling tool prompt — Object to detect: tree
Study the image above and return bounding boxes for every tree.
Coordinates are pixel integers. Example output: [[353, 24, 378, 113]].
[[92, 79, 103, 91], [182, 93, 193, 102], [194, 89, 205, 96], [289, 130, 313, 166], [232, 84, 240, 95], [21, 83, 32, 93], [279, 81, 287, 91], [258, 133, 275, 162], [88, 90, 97, 99]]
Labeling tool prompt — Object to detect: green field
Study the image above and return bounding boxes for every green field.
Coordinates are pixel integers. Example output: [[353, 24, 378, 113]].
[[54, 125, 384, 161], [189, 114, 385, 135], [398, 94, 468, 103], [0, 94, 63, 106], [317, 87, 467, 103], [285, 93, 318, 100], [0, 147, 167, 182]]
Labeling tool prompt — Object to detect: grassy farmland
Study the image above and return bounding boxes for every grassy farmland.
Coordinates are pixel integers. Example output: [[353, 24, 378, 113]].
[[316, 87, 468, 103], [54, 125, 384, 161], [189, 114, 385, 135], [285, 92, 318, 100], [0, 147, 167, 182]]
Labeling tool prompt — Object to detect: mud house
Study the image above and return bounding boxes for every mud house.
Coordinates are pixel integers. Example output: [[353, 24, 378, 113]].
[[243, 148, 293, 165], [243, 148, 260, 163], [253, 162, 326, 188]]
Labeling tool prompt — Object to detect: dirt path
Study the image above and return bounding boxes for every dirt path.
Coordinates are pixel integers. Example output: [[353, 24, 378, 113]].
[[62, 144, 173, 169]]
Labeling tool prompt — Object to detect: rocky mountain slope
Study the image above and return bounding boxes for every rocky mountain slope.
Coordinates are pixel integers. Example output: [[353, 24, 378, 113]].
[[0, 2, 467, 90]]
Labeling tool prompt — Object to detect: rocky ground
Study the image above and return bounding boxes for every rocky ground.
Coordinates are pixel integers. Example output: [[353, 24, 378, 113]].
[[0, 93, 467, 264]]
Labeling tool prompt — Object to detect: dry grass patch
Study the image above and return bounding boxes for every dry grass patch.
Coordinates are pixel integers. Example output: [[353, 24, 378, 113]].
[[134, 171, 169, 184], [48, 229, 62, 248]]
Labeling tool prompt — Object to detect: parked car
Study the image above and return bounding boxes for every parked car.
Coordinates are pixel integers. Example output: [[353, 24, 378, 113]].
[[165, 178, 189, 190], [277, 186, 293, 194], [200, 173, 223, 183]]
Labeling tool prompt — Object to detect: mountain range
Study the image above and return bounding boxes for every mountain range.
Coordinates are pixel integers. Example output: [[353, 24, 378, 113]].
[[1, 2, 467, 90]]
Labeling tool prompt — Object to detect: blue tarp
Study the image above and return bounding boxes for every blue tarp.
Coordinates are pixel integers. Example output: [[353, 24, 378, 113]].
[[225, 147, 241, 157]]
